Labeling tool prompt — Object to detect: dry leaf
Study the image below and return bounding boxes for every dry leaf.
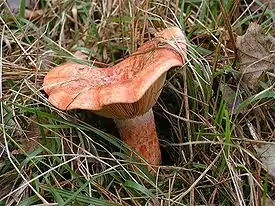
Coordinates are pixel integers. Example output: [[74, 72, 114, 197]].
[[251, 0, 275, 11], [254, 144, 275, 177], [236, 22, 275, 89], [265, 197, 275, 206], [11, 116, 48, 155], [12, 138, 41, 155], [222, 84, 244, 114]]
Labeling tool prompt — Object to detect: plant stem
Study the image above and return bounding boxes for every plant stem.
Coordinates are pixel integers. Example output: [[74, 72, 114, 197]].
[[114, 108, 161, 167]]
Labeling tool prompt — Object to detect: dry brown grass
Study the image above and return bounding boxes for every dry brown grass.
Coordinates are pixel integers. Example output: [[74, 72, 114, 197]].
[[0, 0, 274, 205]]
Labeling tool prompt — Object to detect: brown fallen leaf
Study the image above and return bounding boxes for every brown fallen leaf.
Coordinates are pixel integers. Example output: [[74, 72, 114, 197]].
[[265, 197, 275, 206], [236, 22, 275, 89], [11, 116, 42, 155], [254, 144, 275, 177], [222, 84, 244, 114], [251, 0, 275, 11]]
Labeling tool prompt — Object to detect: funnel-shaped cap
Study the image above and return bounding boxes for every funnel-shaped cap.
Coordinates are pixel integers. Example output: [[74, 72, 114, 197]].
[[43, 27, 186, 119]]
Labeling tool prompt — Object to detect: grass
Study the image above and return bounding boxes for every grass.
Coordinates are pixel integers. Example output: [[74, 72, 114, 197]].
[[0, 0, 274, 205]]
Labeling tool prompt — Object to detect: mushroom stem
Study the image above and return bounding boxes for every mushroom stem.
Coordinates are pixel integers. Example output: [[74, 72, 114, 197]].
[[114, 108, 161, 167]]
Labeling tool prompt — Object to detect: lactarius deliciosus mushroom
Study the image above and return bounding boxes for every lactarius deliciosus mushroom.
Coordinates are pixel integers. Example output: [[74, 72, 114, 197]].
[[43, 27, 186, 168]]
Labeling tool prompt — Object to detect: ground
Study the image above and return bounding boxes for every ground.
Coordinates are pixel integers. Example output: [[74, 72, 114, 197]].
[[0, 1, 275, 205]]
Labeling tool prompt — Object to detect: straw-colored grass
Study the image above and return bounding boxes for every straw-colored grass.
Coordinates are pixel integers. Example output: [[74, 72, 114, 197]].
[[0, 0, 274, 205]]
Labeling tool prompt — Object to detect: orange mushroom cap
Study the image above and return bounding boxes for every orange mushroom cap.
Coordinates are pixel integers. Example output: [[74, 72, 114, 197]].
[[43, 27, 186, 119]]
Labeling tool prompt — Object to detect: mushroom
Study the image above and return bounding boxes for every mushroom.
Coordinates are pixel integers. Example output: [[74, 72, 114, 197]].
[[43, 27, 186, 170]]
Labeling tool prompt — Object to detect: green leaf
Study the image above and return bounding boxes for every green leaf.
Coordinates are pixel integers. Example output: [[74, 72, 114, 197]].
[[124, 180, 154, 198], [224, 109, 231, 158], [14, 104, 124, 150], [18, 195, 40, 206], [49, 187, 65, 205], [43, 186, 118, 206], [19, 0, 26, 18], [236, 89, 275, 113]]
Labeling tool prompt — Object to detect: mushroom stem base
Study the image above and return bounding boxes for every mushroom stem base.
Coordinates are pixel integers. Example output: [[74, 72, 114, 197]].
[[114, 109, 161, 168]]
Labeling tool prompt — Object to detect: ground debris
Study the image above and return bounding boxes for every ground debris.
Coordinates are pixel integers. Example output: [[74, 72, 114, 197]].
[[236, 22, 275, 89]]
